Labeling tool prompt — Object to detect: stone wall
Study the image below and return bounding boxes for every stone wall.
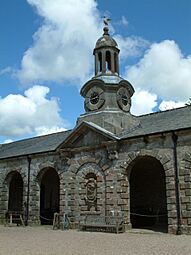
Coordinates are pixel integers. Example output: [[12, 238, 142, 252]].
[[0, 157, 28, 223], [0, 129, 191, 234]]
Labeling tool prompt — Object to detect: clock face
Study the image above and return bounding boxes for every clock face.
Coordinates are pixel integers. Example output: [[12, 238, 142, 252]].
[[117, 87, 131, 112], [85, 87, 105, 111], [90, 91, 99, 105]]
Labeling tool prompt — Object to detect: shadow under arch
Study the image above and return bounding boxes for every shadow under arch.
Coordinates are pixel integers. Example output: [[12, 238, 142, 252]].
[[37, 167, 60, 225], [5, 171, 23, 212], [128, 155, 168, 232]]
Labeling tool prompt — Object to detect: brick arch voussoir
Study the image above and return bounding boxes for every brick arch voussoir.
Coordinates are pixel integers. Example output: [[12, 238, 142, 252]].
[[181, 152, 191, 175], [35, 164, 61, 184], [120, 150, 171, 178], [69, 155, 102, 175], [3, 169, 26, 186], [76, 162, 105, 179]]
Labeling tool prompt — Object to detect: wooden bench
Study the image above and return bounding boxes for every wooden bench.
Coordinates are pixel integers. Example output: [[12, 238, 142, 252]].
[[79, 214, 125, 234], [5, 211, 25, 226]]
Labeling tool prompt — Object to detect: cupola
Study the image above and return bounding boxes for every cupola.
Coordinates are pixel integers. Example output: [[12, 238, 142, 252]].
[[94, 27, 120, 76], [77, 24, 140, 135]]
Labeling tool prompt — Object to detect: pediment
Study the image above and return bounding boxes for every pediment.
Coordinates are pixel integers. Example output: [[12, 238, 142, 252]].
[[59, 121, 118, 149]]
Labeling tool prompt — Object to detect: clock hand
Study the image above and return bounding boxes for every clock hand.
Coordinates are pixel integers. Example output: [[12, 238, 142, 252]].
[[91, 95, 99, 100]]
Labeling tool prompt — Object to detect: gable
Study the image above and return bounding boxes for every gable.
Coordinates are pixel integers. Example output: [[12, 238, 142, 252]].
[[59, 122, 117, 149], [72, 129, 110, 148], [60, 128, 111, 149]]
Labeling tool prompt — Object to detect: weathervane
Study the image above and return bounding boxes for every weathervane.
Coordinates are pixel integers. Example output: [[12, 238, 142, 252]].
[[102, 16, 112, 26]]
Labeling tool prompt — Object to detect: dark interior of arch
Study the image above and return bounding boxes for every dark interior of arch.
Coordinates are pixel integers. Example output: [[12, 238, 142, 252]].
[[130, 156, 168, 232], [106, 51, 111, 71], [114, 52, 117, 73], [8, 172, 23, 212], [40, 168, 59, 225], [98, 52, 102, 72]]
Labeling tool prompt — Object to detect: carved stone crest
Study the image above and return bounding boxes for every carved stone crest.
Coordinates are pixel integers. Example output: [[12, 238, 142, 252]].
[[85, 177, 97, 211]]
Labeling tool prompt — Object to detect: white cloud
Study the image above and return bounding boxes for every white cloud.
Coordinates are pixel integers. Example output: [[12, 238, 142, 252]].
[[115, 35, 150, 59], [131, 89, 158, 115], [15, 1, 191, 119], [3, 139, 13, 144], [17, 0, 102, 85], [0, 85, 67, 138], [121, 16, 128, 26], [115, 16, 128, 27], [0, 67, 12, 76], [126, 40, 191, 102], [159, 100, 185, 111], [16, 0, 150, 86], [35, 126, 66, 136]]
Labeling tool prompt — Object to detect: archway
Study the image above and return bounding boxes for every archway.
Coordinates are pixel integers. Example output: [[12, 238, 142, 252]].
[[129, 156, 168, 232], [8, 171, 23, 212], [39, 168, 59, 225]]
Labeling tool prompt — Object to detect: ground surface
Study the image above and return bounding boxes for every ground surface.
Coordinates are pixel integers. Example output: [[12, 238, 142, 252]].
[[0, 226, 191, 255]]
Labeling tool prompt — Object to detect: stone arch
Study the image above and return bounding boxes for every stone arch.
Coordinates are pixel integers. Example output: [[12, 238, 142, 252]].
[[128, 155, 168, 231], [36, 167, 60, 225], [119, 150, 174, 232], [121, 151, 172, 177], [4, 171, 24, 213]]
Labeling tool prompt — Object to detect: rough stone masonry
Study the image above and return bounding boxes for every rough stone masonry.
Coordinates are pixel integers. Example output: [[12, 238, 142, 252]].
[[0, 26, 191, 235]]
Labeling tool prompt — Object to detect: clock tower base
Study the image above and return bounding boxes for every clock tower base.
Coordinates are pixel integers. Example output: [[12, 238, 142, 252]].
[[77, 110, 140, 135]]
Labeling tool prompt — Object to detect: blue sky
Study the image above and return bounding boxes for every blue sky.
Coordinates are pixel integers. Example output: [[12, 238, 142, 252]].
[[0, 0, 191, 143]]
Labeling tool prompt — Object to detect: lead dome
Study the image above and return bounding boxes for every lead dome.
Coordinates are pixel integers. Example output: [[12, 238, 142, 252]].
[[94, 27, 119, 51]]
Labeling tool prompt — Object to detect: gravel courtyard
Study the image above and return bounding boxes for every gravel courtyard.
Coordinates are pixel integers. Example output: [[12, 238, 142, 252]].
[[0, 226, 191, 255]]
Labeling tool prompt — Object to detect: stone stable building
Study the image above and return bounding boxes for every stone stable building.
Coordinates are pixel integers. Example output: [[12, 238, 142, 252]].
[[0, 26, 191, 234]]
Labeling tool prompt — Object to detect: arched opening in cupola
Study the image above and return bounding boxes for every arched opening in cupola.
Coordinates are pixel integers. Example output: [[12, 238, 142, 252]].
[[106, 51, 111, 72], [98, 52, 102, 72]]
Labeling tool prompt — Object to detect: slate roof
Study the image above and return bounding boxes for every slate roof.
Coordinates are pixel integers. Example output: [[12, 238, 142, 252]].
[[0, 130, 71, 160], [120, 106, 191, 139], [0, 106, 190, 160]]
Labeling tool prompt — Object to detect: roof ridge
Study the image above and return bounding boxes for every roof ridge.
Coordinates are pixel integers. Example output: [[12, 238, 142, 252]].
[[136, 105, 189, 118]]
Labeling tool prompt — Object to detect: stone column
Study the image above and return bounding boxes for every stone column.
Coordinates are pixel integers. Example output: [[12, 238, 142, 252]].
[[115, 53, 119, 74], [111, 52, 115, 73], [95, 53, 98, 75]]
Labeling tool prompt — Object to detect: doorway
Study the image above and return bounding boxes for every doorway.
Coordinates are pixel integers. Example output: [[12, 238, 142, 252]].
[[129, 156, 168, 232], [8, 171, 23, 212], [40, 168, 59, 225]]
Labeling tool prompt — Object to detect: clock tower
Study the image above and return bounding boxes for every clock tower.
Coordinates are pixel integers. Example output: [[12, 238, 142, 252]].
[[77, 26, 139, 134]]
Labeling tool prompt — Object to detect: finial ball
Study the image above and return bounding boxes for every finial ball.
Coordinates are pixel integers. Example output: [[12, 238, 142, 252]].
[[103, 26, 109, 35]]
